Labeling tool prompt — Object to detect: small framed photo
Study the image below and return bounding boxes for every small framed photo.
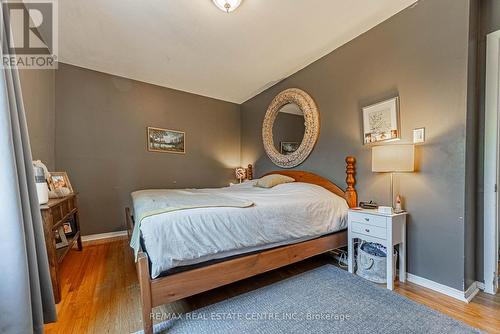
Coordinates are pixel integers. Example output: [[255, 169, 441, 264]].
[[280, 142, 299, 155], [362, 97, 400, 145], [63, 217, 77, 237], [147, 127, 185, 154], [54, 227, 69, 249], [413, 127, 425, 144], [49, 172, 73, 193]]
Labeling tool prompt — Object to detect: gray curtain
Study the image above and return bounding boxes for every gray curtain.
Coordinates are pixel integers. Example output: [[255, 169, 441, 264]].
[[0, 3, 57, 334]]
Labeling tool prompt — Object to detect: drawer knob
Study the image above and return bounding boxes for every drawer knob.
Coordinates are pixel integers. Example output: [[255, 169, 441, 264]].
[[365, 229, 370, 233], [364, 218, 370, 221]]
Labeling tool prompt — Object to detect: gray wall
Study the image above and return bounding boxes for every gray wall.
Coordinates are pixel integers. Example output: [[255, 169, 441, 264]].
[[55, 64, 241, 235], [19, 69, 56, 170], [475, 0, 500, 283], [241, 0, 472, 290]]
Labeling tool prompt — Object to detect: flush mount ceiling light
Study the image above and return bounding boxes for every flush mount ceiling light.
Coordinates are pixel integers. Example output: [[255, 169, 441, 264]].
[[212, 0, 242, 13]]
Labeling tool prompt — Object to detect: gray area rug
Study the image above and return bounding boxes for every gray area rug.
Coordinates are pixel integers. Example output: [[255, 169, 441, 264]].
[[135, 265, 481, 334]]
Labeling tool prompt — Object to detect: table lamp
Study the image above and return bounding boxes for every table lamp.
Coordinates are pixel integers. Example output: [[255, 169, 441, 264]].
[[372, 145, 414, 208]]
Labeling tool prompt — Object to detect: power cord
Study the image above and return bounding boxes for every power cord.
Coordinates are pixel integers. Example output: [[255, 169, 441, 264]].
[[333, 240, 362, 268]]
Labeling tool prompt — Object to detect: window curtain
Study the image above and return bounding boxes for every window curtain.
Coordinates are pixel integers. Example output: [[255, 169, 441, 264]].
[[0, 2, 57, 333]]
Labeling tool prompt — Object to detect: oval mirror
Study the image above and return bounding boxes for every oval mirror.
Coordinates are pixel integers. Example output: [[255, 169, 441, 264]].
[[262, 88, 320, 168]]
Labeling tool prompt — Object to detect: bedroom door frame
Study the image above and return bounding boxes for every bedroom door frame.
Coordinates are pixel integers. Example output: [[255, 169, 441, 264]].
[[484, 29, 500, 295]]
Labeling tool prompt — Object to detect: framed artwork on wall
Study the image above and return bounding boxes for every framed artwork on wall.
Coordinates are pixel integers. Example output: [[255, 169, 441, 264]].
[[147, 127, 186, 154], [362, 97, 400, 145]]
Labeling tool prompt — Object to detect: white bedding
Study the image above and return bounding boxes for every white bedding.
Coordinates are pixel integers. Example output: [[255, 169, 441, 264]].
[[135, 181, 348, 278]]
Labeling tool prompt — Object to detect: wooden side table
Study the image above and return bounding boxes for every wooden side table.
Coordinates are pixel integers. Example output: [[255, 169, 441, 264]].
[[347, 208, 407, 290], [40, 194, 82, 303]]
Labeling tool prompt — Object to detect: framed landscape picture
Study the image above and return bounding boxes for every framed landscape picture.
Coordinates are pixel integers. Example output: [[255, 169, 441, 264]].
[[362, 97, 400, 145], [280, 141, 300, 155], [147, 127, 185, 154]]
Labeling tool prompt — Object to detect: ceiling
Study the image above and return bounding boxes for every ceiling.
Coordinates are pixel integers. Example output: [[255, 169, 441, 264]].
[[59, 0, 417, 104]]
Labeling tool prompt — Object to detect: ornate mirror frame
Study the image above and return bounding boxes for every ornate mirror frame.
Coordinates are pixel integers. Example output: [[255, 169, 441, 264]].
[[262, 88, 320, 168]]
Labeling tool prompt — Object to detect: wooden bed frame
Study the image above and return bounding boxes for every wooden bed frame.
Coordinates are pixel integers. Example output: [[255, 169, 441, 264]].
[[125, 156, 357, 334]]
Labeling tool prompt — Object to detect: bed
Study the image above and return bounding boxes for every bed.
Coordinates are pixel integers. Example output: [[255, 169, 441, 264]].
[[126, 156, 357, 334]]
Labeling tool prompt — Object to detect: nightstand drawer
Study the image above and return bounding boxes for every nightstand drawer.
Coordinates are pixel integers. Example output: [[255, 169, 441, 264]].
[[351, 222, 386, 239], [349, 212, 386, 228]]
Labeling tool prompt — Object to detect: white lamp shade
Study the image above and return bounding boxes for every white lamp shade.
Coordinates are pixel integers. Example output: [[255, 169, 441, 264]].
[[235, 167, 246, 180], [372, 145, 414, 172]]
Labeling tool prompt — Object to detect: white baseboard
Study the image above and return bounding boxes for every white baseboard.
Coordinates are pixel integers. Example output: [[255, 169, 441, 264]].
[[407, 273, 466, 302], [334, 250, 480, 303], [81, 230, 128, 242], [407, 273, 481, 303], [464, 281, 481, 303]]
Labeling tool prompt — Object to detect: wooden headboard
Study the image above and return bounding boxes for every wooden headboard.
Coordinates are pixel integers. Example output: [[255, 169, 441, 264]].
[[261, 156, 357, 208]]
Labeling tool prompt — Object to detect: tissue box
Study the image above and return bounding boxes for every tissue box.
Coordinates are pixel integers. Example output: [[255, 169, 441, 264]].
[[378, 206, 393, 214]]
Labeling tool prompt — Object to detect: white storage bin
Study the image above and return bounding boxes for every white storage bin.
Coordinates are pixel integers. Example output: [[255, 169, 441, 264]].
[[356, 242, 397, 284]]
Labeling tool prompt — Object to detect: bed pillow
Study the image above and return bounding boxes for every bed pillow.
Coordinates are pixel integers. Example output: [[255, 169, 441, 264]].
[[255, 174, 295, 188]]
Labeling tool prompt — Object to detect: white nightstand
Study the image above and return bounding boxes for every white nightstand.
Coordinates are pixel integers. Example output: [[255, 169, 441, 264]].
[[347, 208, 407, 290]]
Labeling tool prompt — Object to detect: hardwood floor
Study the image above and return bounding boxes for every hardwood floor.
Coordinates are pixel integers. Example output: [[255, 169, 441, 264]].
[[44, 239, 500, 334]]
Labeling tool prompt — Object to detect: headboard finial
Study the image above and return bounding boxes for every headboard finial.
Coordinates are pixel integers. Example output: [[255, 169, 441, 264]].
[[345, 156, 357, 208], [246, 164, 253, 180]]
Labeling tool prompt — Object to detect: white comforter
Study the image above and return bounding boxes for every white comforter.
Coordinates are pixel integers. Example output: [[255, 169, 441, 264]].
[[136, 181, 348, 278]]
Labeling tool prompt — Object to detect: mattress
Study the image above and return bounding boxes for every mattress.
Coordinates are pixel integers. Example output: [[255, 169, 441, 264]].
[[135, 180, 349, 278]]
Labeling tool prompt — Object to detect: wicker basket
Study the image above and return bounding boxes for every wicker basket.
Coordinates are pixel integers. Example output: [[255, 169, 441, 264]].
[[356, 243, 397, 284]]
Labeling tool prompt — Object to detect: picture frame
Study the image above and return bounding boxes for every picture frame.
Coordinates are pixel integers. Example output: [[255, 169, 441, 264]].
[[147, 127, 186, 154], [63, 217, 77, 237], [362, 97, 400, 145], [413, 127, 425, 144], [280, 141, 300, 155], [49, 172, 73, 193], [54, 227, 69, 249]]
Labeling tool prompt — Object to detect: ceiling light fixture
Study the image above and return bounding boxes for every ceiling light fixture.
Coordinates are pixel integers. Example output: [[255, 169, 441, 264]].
[[212, 0, 242, 13]]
